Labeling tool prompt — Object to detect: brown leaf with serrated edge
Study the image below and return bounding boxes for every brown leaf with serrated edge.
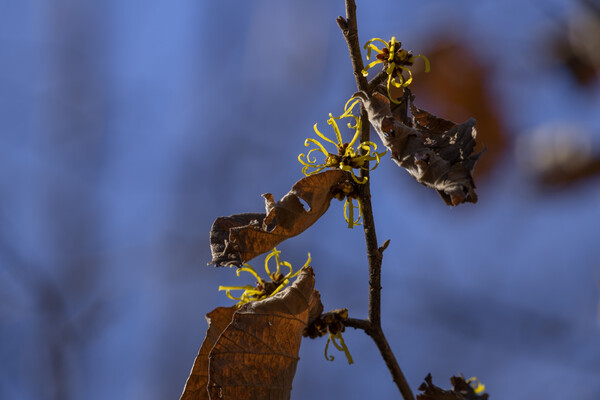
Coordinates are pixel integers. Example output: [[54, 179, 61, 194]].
[[208, 267, 321, 400], [354, 91, 483, 206], [180, 307, 237, 400], [417, 374, 489, 400], [209, 170, 347, 266]]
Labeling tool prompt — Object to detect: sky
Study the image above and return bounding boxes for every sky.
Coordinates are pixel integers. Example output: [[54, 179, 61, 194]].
[[1, 0, 600, 399]]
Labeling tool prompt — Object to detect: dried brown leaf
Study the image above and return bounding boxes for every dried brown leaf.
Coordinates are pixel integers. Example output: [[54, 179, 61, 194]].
[[180, 269, 322, 400], [409, 38, 507, 177], [354, 91, 483, 206], [417, 374, 489, 400], [180, 307, 237, 400], [207, 267, 321, 400], [209, 170, 347, 266]]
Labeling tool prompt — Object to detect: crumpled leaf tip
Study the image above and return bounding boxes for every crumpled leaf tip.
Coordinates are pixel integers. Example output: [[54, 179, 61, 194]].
[[209, 170, 348, 266]]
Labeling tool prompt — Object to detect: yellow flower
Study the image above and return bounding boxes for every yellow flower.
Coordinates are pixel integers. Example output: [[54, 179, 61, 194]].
[[218, 248, 310, 307], [332, 179, 363, 229], [298, 98, 387, 185], [361, 36, 430, 104], [324, 331, 354, 365], [466, 377, 486, 395]]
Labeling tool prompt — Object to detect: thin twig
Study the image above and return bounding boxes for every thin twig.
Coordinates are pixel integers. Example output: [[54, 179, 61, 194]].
[[337, 1, 415, 400], [344, 317, 372, 333]]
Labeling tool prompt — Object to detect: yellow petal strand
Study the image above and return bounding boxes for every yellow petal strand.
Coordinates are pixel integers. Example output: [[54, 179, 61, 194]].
[[348, 126, 361, 148], [368, 44, 382, 53], [286, 267, 303, 281], [219, 285, 256, 291], [390, 76, 404, 88], [386, 74, 403, 105], [388, 36, 396, 61], [270, 279, 290, 297], [301, 252, 311, 270], [263, 248, 280, 276], [303, 165, 326, 176], [344, 97, 360, 114], [298, 153, 309, 166], [370, 150, 387, 170], [273, 249, 282, 276], [280, 260, 293, 277], [299, 153, 323, 167], [365, 43, 382, 60], [335, 332, 354, 364], [361, 60, 383, 76], [347, 198, 354, 228], [355, 198, 363, 225], [306, 137, 330, 155], [349, 169, 368, 184], [225, 290, 241, 301], [331, 334, 345, 351], [345, 114, 361, 132], [368, 157, 380, 171], [351, 154, 375, 166], [313, 124, 338, 146], [364, 37, 389, 50], [328, 116, 343, 145], [324, 335, 335, 361], [396, 65, 413, 86], [306, 147, 325, 164], [413, 54, 431, 73], [359, 140, 378, 152], [343, 198, 350, 227], [385, 62, 396, 75], [236, 266, 264, 283]]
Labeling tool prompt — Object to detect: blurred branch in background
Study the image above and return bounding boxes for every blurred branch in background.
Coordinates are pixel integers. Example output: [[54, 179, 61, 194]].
[[1, 2, 113, 399], [0, 217, 112, 400]]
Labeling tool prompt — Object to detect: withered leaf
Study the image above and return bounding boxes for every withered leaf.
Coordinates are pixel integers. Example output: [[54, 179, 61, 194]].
[[209, 170, 347, 266], [208, 267, 321, 400], [354, 91, 483, 206], [180, 269, 321, 400], [409, 38, 508, 177], [180, 307, 237, 400], [417, 374, 489, 400]]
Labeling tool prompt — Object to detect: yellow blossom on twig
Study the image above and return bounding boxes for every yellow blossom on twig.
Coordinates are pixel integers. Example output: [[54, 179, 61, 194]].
[[466, 377, 486, 394], [361, 36, 430, 104], [298, 98, 387, 185], [324, 331, 354, 365], [218, 248, 310, 307], [332, 179, 363, 229]]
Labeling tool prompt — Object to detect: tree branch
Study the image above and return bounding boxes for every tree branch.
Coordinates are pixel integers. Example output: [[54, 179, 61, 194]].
[[337, 1, 414, 400]]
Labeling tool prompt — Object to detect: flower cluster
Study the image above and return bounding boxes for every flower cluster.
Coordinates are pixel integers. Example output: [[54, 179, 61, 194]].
[[219, 248, 309, 307], [298, 98, 386, 185], [303, 308, 353, 364], [361, 36, 430, 104], [298, 99, 386, 228], [466, 377, 486, 395], [332, 179, 362, 229]]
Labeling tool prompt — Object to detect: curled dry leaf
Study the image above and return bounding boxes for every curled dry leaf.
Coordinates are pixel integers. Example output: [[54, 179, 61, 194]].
[[180, 268, 323, 400], [353, 90, 483, 206], [180, 307, 237, 400], [417, 374, 489, 400], [209, 170, 348, 266]]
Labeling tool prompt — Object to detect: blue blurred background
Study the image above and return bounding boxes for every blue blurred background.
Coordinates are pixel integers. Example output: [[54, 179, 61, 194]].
[[2, 0, 600, 399]]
